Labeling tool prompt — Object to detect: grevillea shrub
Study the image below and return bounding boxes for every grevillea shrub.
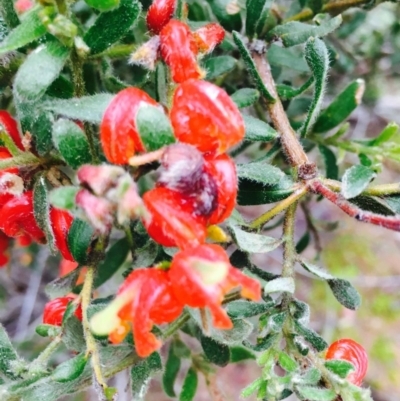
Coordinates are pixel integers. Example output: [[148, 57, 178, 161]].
[[0, 0, 399, 400]]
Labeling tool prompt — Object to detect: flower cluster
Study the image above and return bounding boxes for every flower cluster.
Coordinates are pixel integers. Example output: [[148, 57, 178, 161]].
[[91, 0, 260, 358], [0, 111, 75, 266]]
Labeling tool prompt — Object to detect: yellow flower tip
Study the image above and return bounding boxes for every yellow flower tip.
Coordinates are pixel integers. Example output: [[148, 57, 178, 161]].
[[207, 225, 230, 243]]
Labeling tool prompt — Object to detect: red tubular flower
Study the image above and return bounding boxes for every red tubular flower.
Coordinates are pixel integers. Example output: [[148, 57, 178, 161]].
[[90, 268, 184, 358], [325, 339, 368, 386], [100, 88, 158, 164], [14, 0, 34, 14], [170, 80, 245, 154], [193, 23, 225, 54], [50, 208, 74, 261], [0, 111, 24, 151], [0, 231, 10, 267], [160, 20, 204, 83], [43, 296, 83, 326], [203, 153, 237, 224], [168, 244, 261, 329], [0, 191, 45, 243], [142, 186, 207, 248], [146, 0, 176, 34]]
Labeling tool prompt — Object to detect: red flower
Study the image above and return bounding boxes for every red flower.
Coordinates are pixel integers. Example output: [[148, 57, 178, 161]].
[[193, 23, 225, 54], [146, 0, 176, 34], [50, 208, 74, 261], [204, 153, 237, 224], [0, 111, 24, 151], [0, 231, 10, 267], [90, 268, 183, 357], [14, 0, 34, 14], [43, 296, 83, 326], [325, 339, 368, 386], [0, 191, 45, 243], [142, 186, 207, 248], [100, 88, 158, 164], [168, 244, 261, 329], [160, 20, 204, 83], [170, 80, 245, 154]]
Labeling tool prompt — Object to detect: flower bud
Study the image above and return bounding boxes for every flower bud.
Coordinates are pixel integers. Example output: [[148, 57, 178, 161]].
[[193, 23, 225, 54], [146, 0, 176, 34]]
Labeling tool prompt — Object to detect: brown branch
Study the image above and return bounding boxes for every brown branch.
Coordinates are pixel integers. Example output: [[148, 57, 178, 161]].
[[309, 180, 400, 232], [251, 50, 315, 176]]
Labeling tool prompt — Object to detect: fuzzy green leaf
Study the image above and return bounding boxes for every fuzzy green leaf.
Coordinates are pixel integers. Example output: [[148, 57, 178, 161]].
[[53, 119, 92, 169], [237, 162, 286, 186], [314, 79, 365, 133], [296, 386, 336, 401], [341, 165, 376, 199], [268, 15, 342, 47], [361, 122, 399, 146], [243, 115, 278, 142], [45, 267, 82, 299], [163, 343, 181, 397], [201, 335, 230, 367], [14, 41, 70, 102], [0, 8, 45, 54], [0, 0, 19, 29], [49, 186, 79, 210], [52, 353, 88, 383], [33, 175, 56, 254], [131, 352, 162, 401], [84, 0, 141, 55], [294, 321, 327, 352], [324, 359, 354, 379], [268, 44, 309, 72], [136, 104, 175, 151], [228, 223, 282, 253], [205, 55, 236, 80], [231, 88, 260, 108], [67, 218, 95, 264], [232, 31, 275, 101], [84, 0, 120, 11], [0, 324, 19, 379], [180, 367, 198, 401], [229, 346, 256, 363], [246, 0, 273, 37], [226, 300, 272, 319], [208, 0, 242, 31], [264, 277, 295, 294], [44, 94, 114, 123], [318, 145, 338, 180], [278, 351, 298, 373], [300, 38, 329, 138], [327, 278, 361, 310]]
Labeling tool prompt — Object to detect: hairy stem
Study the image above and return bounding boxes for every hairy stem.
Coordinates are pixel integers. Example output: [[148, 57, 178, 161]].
[[248, 186, 308, 230], [251, 52, 311, 169], [31, 335, 63, 370]]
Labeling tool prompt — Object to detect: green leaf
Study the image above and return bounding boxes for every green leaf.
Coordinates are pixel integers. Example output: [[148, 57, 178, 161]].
[[231, 88, 260, 108], [205, 55, 236, 80], [313, 79, 365, 133], [208, 0, 242, 31], [131, 352, 162, 401], [33, 175, 56, 254], [232, 31, 275, 102], [52, 353, 88, 383], [163, 343, 181, 397], [62, 299, 79, 326], [294, 321, 327, 352], [238, 175, 294, 205], [228, 223, 282, 253], [45, 267, 82, 299], [67, 218, 95, 264], [0, 324, 19, 379], [268, 15, 342, 47], [94, 238, 129, 288], [349, 195, 395, 216], [180, 367, 198, 401], [318, 145, 338, 180], [295, 231, 311, 254], [84, 0, 120, 11], [327, 278, 361, 310], [237, 162, 286, 186], [0, 0, 19, 29], [268, 44, 309, 72], [84, 0, 141, 55], [297, 368, 322, 385], [341, 165, 376, 199], [324, 359, 354, 379], [226, 300, 272, 319], [49, 186, 79, 210], [229, 346, 256, 363], [296, 386, 336, 401], [243, 332, 279, 352], [35, 324, 61, 338], [300, 38, 329, 138], [243, 115, 278, 142], [201, 335, 230, 366], [361, 122, 399, 146], [383, 195, 400, 214], [44, 94, 114, 123], [277, 77, 314, 100], [300, 260, 333, 280], [136, 104, 175, 151], [14, 41, 70, 102], [0, 9, 45, 54], [53, 119, 92, 169], [242, 378, 263, 398], [278, 351, 298, 373], [264, 277, 295, 294], [246, 0, 273, 37]]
